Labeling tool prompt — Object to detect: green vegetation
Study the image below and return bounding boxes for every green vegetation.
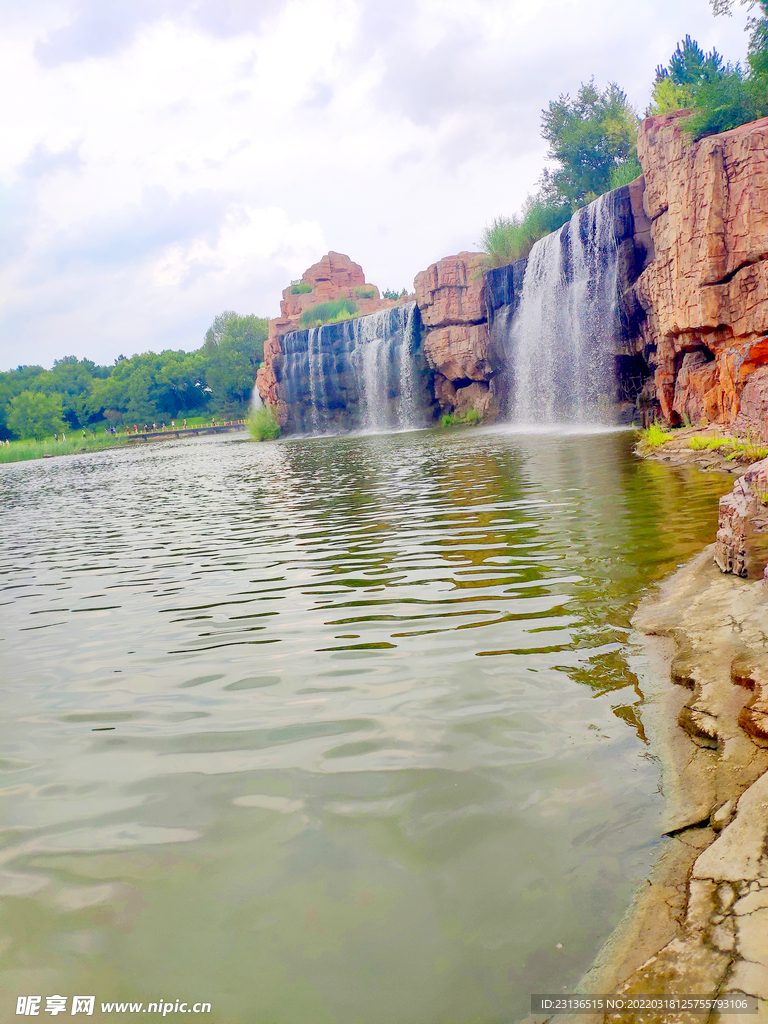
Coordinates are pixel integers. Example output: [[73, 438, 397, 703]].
[[540, 81, 640, 209], [0, 433, 126, 465], [481, 81, 639, 268], [481, 199, 572, 268], [608, 156, 643, 190], [649, 9, 768, 140], [7, 391, 66, 441], [298, 298, 358, 328], [648, 35, 729, 115], [687, 433, 768, 461], [687, 433, 729, 450], [354, 285, 377, 299], [0, 312, 267, 442], [248, 406, 281, 441], [637, 423, 674, 451], [441, 409, 481, 427], [382, 289, 408, 300], [289, 281, 312, 295]]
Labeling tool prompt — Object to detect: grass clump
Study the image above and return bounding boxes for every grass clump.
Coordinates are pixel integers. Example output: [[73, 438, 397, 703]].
[[298, 298, 358, 329], [687, 434, 729, 451], [686, 432, 768, 463], [726, 441, 768, 463], [353, 285, 377, 300], [608, 155, 643, 189], [289, 281, 312, 295], [441, 409, 481, 428], [248, 406, 281, 442], [637, 422, 674, 452], [480, 199, 571, 269]]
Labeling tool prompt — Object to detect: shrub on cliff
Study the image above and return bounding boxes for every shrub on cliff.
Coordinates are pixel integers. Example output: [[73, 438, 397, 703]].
[[290, 281, 312, 295], [353, 285, 377, 299], [298, 298, 358, 328], [248, 406, 281, 442], [480, 199, 571, 268], [683, 68, 765, 138]]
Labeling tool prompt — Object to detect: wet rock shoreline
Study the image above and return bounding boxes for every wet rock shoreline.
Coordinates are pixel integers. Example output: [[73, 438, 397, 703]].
[[525, 454, 768, 1024]]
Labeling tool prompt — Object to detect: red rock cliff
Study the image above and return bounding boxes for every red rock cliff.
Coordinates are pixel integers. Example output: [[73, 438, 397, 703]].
[[637, 113, 768, 438], [414, 252, 497, 419]]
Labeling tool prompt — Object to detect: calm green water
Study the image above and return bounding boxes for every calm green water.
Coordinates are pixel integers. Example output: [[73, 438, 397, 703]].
[[0, 428, 731, 1023]]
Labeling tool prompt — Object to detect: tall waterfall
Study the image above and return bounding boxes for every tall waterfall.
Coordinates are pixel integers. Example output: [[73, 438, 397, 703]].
[[509, 192, 620, 424], [275, 302, 428, 434]]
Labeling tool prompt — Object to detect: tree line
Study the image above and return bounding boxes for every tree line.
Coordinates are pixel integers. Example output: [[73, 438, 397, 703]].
[[1, 312, 268, 441]]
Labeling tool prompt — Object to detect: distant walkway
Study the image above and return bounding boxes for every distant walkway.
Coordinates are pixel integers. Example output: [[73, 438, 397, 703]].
[[125, 423, 247, 442]]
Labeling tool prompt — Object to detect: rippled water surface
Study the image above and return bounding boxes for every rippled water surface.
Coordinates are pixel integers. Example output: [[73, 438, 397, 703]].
[[0, 429, 733, 1023]]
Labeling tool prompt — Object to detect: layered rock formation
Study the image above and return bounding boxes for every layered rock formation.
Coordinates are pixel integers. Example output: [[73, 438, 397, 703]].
[[413, 252, 498, 417], [636, 113, 768, 438]]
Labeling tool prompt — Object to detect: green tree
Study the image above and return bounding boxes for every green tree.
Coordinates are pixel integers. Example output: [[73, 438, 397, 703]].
[[540, 80, 640, 208], [7, 391, 66, 440], [204, 313, 268, 415], [648, 36, 727, 114], [0, 365, 45, 438], [204, 310, 239, 352], [687, 1, 768, 139]]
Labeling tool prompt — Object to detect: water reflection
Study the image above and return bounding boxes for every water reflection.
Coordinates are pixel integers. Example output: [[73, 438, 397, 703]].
[[0, 430, 731, 1023]]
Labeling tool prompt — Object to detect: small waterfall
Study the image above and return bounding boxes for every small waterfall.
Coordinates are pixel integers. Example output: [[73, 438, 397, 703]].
[[352, 304, 421, 432], [273, 302, 428, 434], [307, 327, 326, 434], [509, 192, 620, 424]]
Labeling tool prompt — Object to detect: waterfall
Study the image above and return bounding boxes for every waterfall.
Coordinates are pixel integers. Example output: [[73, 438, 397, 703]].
[[273, 302, 428, 434], [509, 192, 620, 424], [352, 303, 420, 431]]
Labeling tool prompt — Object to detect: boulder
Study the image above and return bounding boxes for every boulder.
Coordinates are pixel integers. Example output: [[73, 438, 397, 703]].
[[453, 381, 494, 419], [714, 456, 768, 578]]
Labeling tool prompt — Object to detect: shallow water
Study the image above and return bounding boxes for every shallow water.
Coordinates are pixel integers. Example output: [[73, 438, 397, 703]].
[[0, 429, 732, 1023]]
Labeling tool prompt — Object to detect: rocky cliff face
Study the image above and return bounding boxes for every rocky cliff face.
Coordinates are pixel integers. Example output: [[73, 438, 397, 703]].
[[413, 252, 498, 417], [636, 113, 768, 438]]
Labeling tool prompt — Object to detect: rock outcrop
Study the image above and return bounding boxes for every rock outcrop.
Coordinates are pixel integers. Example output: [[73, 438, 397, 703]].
[[414, 252, 498, 417], [636, 113, 768, 437], [715, 456, 768, 580]]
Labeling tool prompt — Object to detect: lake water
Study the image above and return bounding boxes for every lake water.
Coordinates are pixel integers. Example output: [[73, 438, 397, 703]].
[[0, 428, 732, 1023]]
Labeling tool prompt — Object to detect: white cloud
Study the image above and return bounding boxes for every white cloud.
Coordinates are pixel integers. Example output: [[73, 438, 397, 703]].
[[153, 206, 326, 287], [0, 0, 757, 368]]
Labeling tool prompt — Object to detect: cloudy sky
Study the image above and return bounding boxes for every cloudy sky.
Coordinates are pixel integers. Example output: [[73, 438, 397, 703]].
[[0, 0, 754, 369]]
